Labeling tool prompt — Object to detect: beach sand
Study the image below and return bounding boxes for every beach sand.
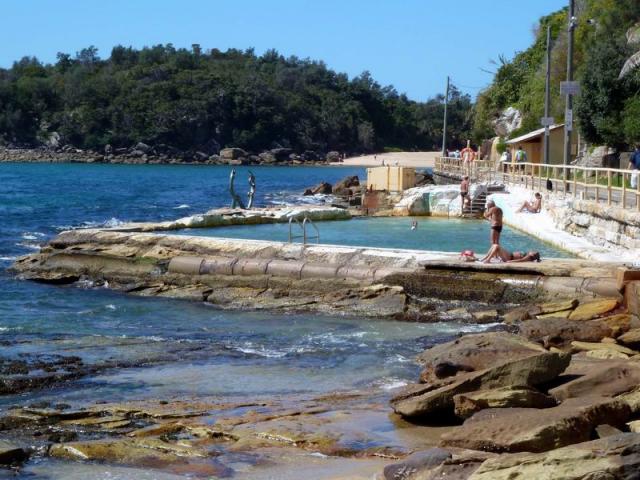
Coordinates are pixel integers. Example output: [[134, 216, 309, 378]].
[[331, 151, 438, 168]]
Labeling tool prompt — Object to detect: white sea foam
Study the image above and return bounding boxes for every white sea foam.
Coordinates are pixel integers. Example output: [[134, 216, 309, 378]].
[[174, 204, 191, 209], [105, 304, 117, 311], [0, 256, 17, 261], [234, 343, 288, 358], [21, 232, 45, 241], [16, 242, 41, 251], [377, 378, 410, 391]]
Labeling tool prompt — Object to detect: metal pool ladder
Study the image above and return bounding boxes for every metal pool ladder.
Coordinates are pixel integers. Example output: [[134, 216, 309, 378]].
[[288, 216, 320, 244]]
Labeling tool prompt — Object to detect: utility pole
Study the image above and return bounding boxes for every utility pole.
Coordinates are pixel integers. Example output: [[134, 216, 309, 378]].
[[441, 76, 450, 157], [543, 26, 552, 165], [563, 0, 576, 167]]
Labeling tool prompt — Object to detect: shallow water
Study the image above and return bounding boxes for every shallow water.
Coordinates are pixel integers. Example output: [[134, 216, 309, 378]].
[[177, 216, 571, 258], [0, 163, 505, 478]]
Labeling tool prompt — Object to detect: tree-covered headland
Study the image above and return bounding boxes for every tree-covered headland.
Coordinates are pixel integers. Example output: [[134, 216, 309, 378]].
[[0, 45, 473, 156]]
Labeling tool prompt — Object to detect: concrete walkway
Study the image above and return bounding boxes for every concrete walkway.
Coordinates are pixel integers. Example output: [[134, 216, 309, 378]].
[[331, 152, 438, 168]]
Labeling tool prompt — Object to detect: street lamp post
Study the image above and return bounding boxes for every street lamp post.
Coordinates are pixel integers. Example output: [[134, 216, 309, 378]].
[[563, 0, 576, 168]]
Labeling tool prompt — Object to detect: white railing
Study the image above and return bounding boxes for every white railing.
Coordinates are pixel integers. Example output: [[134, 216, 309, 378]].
[[435, 157, 640, 211]]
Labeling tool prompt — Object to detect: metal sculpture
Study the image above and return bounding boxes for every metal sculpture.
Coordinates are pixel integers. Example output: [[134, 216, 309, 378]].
[[228, 169, 257, 209]]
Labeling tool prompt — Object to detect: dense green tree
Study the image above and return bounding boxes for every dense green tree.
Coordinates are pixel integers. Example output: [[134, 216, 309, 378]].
[[0, 45, 473, 153]]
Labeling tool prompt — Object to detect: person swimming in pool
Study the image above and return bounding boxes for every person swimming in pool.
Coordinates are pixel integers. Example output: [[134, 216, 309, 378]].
[[484, 200, 503, 245], [410, 220, 418, 230], [479, 244, 541, 263]]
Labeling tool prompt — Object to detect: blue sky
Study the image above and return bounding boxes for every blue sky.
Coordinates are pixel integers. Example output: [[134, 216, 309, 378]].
[[1, 0, 566, 100]]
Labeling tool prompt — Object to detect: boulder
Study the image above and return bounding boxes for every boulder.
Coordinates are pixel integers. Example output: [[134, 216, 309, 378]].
[[302, 150, 319, 161], [134, 142, 151, 153], [382, 448, 452, 480], [471, 310, 498, 323], [453, 386, 556, 419], [0, 441, 28, 464], [391, 351, 570, 419], [568, 298, 619, 321], [270, 148, 293, 161], [586, 349, 630, 360], [492, 107, 522, 137], [258, 152, 277, 163], [306, 182, 332, 195], [417, 332, 546, 384], [468, 433, 640, 479], [550, 362, 640, 401], [570, 341, 637, 356], [333, 176, 360, 196], [503, 305, 542, 324], [326, 151, 341, 162], [220, 147, 248, 160], [440, 396, 631, 453], [618, 328, 640, 347], [518, 317, 615, 348]]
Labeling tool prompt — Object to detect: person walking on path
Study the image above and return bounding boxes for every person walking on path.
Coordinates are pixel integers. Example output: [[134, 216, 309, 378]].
[[460, 176, 470, 214], [630, 145, 640, 190], [515, 146, 527, 173], [484, 200, 503, 245], [500, 149, 512, 174]]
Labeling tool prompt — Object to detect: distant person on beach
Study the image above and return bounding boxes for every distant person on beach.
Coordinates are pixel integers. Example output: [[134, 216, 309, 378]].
[[480, 245, 541, 263], [630, 145, 640, 189], [460, 176, 470, 213], [517, 192, 542, 213], [461, 141, 476, 175], [484, 200, 503, 245]]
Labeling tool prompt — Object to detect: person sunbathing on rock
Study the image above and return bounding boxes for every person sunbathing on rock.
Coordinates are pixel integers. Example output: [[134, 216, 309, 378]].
[[517, 192, 542, 213], [479, 244, 541, 263]]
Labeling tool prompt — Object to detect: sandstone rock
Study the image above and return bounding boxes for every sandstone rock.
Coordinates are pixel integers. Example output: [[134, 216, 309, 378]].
[[49, 438, 208, 465], [536, 309, 573, 319], [383, 448, 452, 480], [538, 299, 579, 314], [0, 441, 28, 464], [333, 175, 359, 193], [618, 328, 640, 346], [270, 148, 293, 161], [471, 310, 498, 323], [628, 420, 640, 433], [571, 341, 637, 356], [599, 313, 634, 336], [453, 386, 556, 419], [392, 351, 569, 419], [586, 349, 629, 360], [440, 396, 631, 453], [518, 317, 615, 348], [550, 362, 640, 401], [503, 305, 542, 324], [568, 298, 619, 321], [468, 433, 640, 480], [596, 424, 622, 438], [422, 452, 493, 480], [417, 332, 547, 384]]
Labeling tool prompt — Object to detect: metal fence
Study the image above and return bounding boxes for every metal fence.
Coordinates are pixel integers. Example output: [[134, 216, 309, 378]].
[[434, 157, 640, 211]]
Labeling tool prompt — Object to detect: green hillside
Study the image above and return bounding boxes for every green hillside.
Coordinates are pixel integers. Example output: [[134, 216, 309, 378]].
[[474, 0, 640, 150]]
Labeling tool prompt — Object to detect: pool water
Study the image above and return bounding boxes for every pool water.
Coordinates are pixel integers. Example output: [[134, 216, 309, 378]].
[[177, 216, 572, 258]]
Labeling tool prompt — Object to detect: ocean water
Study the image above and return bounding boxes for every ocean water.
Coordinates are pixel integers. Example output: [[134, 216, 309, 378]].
[[177, 216, 570, 258], [0, 163, 522, 478]]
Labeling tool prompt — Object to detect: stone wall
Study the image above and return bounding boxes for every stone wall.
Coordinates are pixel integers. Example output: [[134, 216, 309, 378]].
[[393, 184, 487, 216], [548, 199, 640, 252]]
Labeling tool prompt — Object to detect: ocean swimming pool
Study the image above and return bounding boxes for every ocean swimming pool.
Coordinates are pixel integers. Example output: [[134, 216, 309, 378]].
[[176, 216, 572, 258]]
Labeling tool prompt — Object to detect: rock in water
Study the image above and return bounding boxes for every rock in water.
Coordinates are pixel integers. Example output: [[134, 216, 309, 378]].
[[0, 441, 28, 465]]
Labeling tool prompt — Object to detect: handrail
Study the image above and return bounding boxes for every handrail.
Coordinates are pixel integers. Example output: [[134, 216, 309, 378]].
[[288, 216, 320, 244], [434, 157, 640, 211], [302, 217, 320, 244]]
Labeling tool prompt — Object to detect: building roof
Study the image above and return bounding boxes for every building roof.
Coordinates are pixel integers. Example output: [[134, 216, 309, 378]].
[[506, 124, 565, 145]]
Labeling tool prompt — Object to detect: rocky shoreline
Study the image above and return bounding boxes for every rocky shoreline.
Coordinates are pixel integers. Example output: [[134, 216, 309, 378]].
[[0, 144, 344, 166]]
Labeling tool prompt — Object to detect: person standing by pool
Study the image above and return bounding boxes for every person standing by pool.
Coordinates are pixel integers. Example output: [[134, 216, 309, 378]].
[[461, 141, 476, 176], [630, 145, 640, 189], [484, 200, 503, 245], [460, 176, 470, 213]]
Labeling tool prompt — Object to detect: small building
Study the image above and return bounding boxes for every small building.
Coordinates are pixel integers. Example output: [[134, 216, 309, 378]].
[[366, 166, 416, 192], [506, 124, 577, 164]]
